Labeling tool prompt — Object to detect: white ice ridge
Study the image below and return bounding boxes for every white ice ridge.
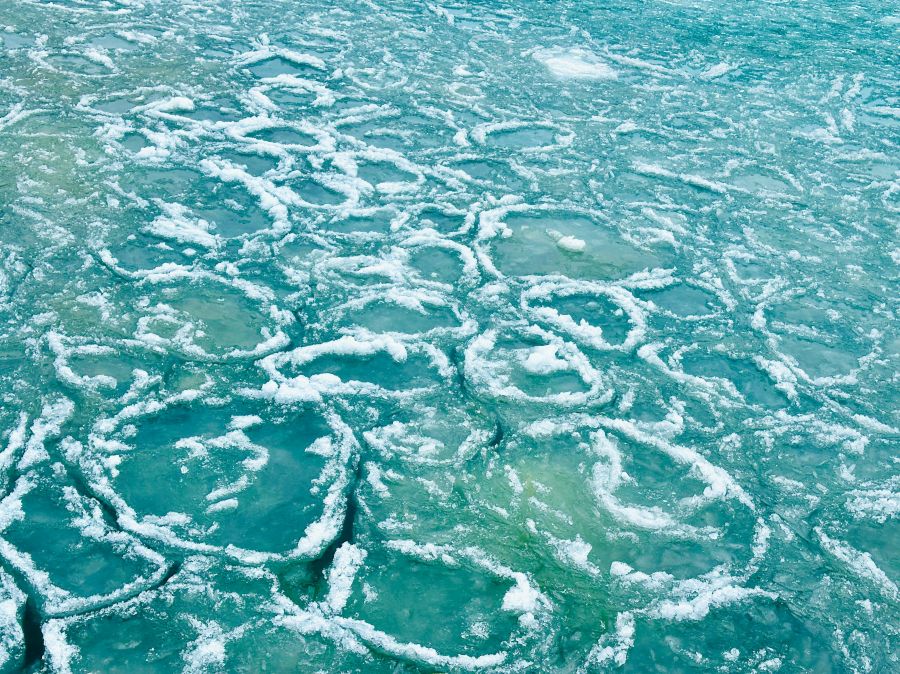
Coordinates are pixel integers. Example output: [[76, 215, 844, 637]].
[[18, 398, 74, 470], [322, 542, 367, 614], [816, 527, 899, 601], [0, 568, 24, 672], [0, 102, 45, 133], [236, 36, 327, 72]]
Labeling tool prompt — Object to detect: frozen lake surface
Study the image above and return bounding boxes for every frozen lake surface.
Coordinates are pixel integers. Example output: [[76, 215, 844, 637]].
[[0, 0, 897, 671]]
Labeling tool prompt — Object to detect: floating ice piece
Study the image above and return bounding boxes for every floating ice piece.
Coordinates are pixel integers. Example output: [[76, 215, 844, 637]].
[[46, 333, 120, 391], [0, 470, 170, 617], [146, 201, 220, 250], [700, 62, 735, 79], [79, 393, 357, 564], [279, 539, 549, 671], [237, 42, 326, 71], [521, 344, 569, 375], [555, 235, 586, 252], [530, 47, 617, 80], [654, 583, 776, 621]]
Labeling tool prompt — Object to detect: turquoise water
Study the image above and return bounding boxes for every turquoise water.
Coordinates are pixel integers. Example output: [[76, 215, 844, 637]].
[[0, 0, 898, 671]]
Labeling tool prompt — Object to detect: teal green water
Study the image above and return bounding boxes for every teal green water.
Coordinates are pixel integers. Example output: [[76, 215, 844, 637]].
[[0, 0, 898, 672]]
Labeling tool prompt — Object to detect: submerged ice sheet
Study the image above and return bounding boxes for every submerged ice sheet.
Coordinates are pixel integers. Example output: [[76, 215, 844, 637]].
[[0, 0, 898, 672]]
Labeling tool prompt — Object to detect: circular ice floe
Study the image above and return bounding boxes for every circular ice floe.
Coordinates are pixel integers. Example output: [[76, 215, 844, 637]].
[[330, 288, 471, 340], [523, 418, 756, 541], [521, 279, 648, 352], [287, 173, 359, 209], [642, 282, 724, 321], [40, 560, 293, 673], [228, 115, 335, 154], [329, 148, 425, 195], [110, 160, 288, 241], [471, 120, 574, 153], [637, 341, 792, 410], [585, 429, 727, 540], [42, 332, 169, 404], [279, 539, 551, 671], [446, 80, 484, 102], [0, 399, 173, 617], [443, 156, 529, 192], [38, 48, 117, 77], [131, 272, 292, 361], [342, 65, 410, 92], [749, 289, 883, 389], [248, 75, 337, 110], [74, 394, 356, 563], [361, 395, 495, 467], [320, 205, 399, 235], [0, 466, 170, 618], [237, 41, 327, 79], [409, 203, 473, 237], [474, 200, 666, 281], [400, 234, 480, 287], [45, 332, 127, 392], [464, 325, 613, 407], [596, 417, 747, 504]]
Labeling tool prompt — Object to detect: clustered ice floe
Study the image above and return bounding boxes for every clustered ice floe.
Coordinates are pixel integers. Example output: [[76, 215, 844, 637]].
[[0, 3, 897, 672]]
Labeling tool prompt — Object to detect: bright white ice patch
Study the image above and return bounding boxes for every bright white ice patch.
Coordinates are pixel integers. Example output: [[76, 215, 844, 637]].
[[555, 235, 586, 252], [531, 47, 617, 80]]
